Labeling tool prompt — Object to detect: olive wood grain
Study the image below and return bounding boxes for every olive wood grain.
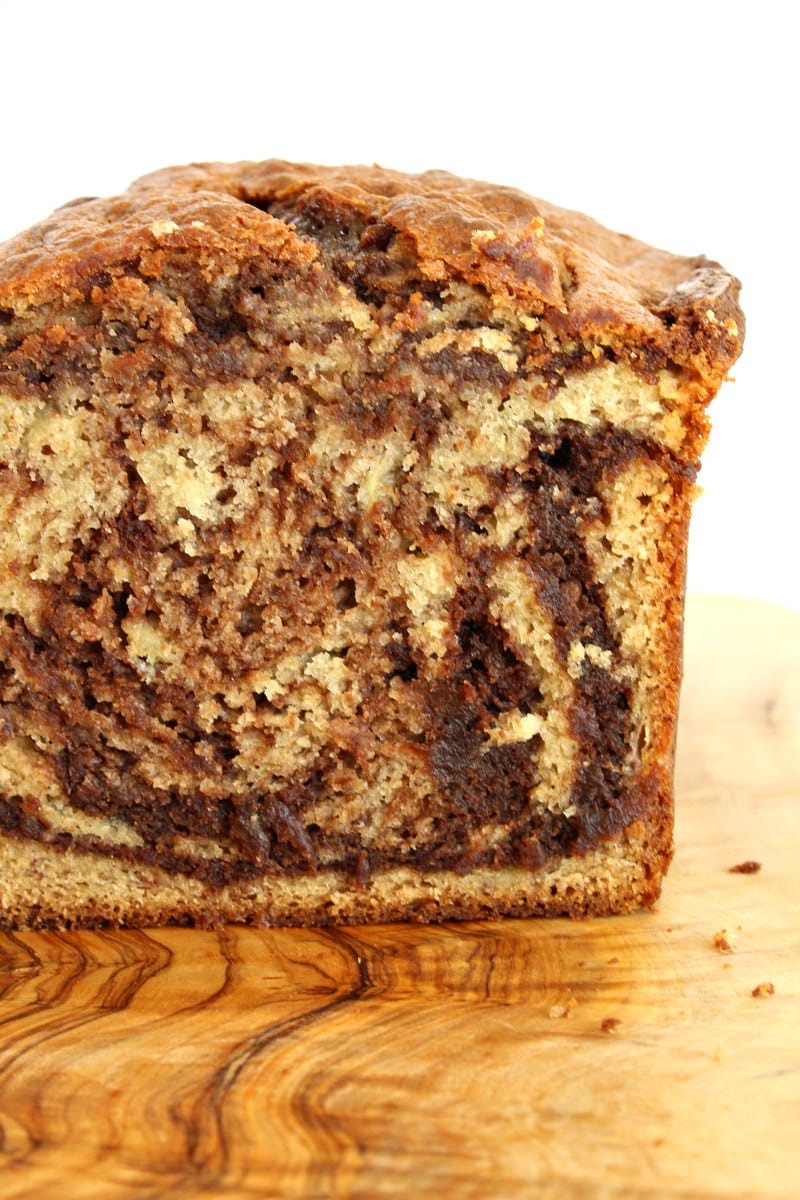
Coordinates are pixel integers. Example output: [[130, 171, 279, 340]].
[[1, 595, 798, 1199]]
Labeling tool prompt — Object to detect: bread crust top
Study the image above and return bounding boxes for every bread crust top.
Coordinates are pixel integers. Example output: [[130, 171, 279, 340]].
[[0, 160, 743, 380]]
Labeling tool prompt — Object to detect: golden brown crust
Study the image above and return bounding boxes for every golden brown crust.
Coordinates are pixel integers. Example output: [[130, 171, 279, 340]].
[[0, 160, 743, 380]]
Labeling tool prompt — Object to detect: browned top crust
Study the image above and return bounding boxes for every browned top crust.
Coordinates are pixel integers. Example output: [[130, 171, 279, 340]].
[[0, 159, 743, 379]]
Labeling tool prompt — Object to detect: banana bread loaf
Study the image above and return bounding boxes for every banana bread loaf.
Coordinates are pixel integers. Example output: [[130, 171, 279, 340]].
[[0, 161, 743, 928]]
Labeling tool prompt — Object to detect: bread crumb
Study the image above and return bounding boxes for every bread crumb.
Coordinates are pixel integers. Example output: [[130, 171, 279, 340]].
[[751, 982, 775, 998], [713, 928, 739, 953], [471, 229, 498, 247], [149, 220, 179, 238], [729, 860, 761, 874], [601, 1017, 622, 1032], [548, 992, 576, 1019]]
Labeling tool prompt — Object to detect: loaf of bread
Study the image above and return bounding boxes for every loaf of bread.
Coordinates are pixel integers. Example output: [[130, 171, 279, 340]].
[[0, 162, 743, 928]]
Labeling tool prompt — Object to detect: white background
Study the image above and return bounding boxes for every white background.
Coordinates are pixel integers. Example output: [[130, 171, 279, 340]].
[[1, 0, 797, 611]]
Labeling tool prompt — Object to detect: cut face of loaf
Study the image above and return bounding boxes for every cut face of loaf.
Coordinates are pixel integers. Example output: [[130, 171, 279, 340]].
[[0, 162, 743, 928]]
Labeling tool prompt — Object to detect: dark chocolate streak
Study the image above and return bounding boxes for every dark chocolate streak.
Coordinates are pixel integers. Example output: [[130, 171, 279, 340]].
[[0, 419, 686, 886]]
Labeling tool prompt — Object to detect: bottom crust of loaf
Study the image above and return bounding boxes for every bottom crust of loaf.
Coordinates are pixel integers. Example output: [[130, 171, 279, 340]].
[[0, 816, 669, 929]]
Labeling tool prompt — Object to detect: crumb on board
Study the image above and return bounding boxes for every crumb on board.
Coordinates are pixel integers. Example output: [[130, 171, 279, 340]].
[[548, 992, 576, 1019], [548, 1004, 570, 1020], [713, 928, 739, 953], [751, 982, 775, 998], [601, 1017, 622, 1032], [729, 861, 762, 874]]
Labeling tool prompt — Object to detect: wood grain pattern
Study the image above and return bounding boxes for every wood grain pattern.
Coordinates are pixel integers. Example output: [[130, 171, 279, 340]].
[[1, 595, 798, 1200]]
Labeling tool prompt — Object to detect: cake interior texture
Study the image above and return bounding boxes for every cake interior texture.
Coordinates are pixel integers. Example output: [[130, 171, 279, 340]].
[[0, 162, 743, 928]]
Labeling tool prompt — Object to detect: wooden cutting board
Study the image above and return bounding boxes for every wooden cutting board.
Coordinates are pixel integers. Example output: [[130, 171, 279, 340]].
[[1, 595, 798, 1200]]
